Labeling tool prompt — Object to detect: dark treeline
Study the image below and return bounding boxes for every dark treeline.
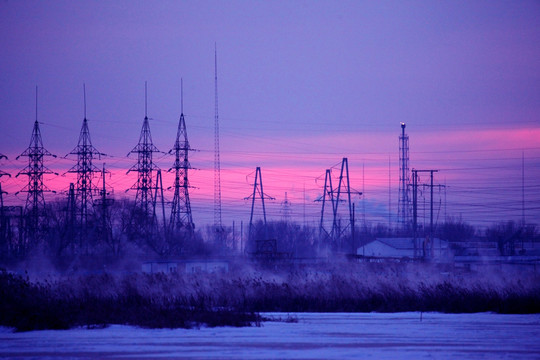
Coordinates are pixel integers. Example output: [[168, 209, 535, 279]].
[[0, 197, 538, 271]]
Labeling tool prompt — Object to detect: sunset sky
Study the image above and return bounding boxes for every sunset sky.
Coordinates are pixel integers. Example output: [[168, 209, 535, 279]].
[[0, 1, 539, 231]]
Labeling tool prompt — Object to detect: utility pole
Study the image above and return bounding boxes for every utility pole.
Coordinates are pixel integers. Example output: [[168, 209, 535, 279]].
[[411, 169, 439, 258]]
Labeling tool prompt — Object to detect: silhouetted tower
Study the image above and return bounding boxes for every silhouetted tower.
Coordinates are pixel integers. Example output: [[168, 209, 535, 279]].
[[152, 169, 167, 232], [169, 80, 194, 232], [398, 122, 410, 231], [0, 154, 9, 178], [0, 157, 9, 254], [334, 158, 356, 252], [94, 164, 114, 246], [66, 85, 104, 228], [318, 169, 336, 242], [318, 158, 358, 252], [0, 154, 9, 240], [127, 82, 160, 218], [245, 167, 275, 241], [280, 192, 292, 222], [0, 183, 6, 251], [16, 88, 57, 245], [65, 183, 76, 251], [214, 45, 224, 242]]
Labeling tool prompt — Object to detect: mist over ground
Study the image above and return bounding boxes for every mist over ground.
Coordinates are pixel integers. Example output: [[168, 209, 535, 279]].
[[2, 259, 538, 332]]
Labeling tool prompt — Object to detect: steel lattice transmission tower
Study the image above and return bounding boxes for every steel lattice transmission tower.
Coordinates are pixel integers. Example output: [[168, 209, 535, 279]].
[[169, 80, 194, 232], [398, 122, 411, 231], [0, 154, 9, 178], [127, 82, 160, 218], [245, 167, 275, 242], [280, 192, 292, 222], [318, 169, 336, 242], [318, 158, 358, 252], [15, 88, 57, 244], [214, 45, 224, 240], [0, 154, 10, 248], [66, 85, 104, 227]]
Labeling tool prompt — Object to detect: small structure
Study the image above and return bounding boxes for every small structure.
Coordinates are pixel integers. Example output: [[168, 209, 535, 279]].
[[252, 239, 290, 262], [142, 261, 178, 273], [142, 259, 229, 274], [183, 259, 229, 273], [357, 237, 450, 261]]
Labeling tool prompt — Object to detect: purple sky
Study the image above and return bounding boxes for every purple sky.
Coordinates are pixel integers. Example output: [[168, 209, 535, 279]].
[[0, 1, 539, 230]]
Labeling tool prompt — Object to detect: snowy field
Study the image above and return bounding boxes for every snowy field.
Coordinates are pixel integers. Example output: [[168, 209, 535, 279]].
[[1, 312, 539, 359]]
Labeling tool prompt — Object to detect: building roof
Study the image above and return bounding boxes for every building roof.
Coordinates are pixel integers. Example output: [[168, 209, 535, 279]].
[[376, 238, 415, 250]]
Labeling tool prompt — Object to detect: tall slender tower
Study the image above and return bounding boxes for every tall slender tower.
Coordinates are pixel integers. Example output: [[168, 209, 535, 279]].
[[214, 45, 223, 238], [398, 122, 410, 231], [169, 80, 194, 232], [16, 87, 57, 244], [127, 82, 160, 218], [67, 85, 104, 227]]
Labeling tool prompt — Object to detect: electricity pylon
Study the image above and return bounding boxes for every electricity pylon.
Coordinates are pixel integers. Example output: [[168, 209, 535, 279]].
[[280, 192, 292, 222], [94, 164, 114, 250], [317, 158, 358, 253], [245, 167, 275, 242], [334, 158, 356, 253], [127, 82, 160, 219], [318, 169, 336, 242], [169, 80, 194, 233], [15, 87, 57, 250], [0, 154, 9, 178], [0, 155, 9, 244], [66, 85, 104, 249]]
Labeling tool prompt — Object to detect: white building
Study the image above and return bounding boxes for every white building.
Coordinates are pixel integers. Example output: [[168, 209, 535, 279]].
[[357, 237, 451, 261]]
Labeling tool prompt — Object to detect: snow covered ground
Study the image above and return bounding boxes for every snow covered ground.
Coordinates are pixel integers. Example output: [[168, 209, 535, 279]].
[[1, 312, 539, 359]]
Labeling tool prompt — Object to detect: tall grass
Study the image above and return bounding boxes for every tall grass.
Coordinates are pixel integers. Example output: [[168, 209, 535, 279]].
[[1, 263, 538, 332], [0, 270, 260, 332]]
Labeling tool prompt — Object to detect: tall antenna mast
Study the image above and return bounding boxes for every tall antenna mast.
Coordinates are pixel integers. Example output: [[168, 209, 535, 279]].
[[83, 83, 87, 119], [214, 44, 223, 240], [398, 122, 410, 232], [145, 81, 148, 118]]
